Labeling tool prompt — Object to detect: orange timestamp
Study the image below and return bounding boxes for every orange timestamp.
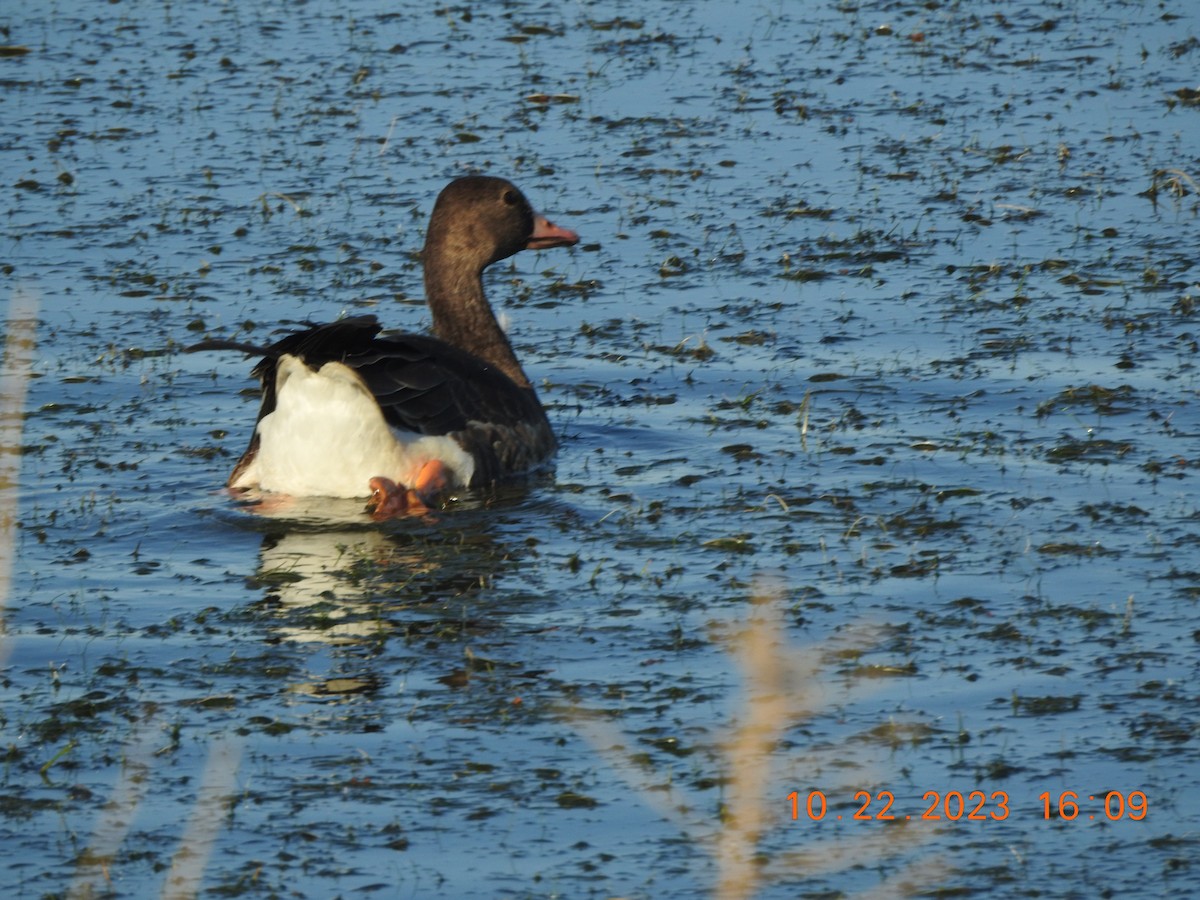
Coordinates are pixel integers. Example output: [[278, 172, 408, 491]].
[[787, 789, 1149, 822]]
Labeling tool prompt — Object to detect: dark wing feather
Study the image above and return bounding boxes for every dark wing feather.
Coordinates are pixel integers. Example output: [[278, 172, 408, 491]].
[[188, 314, 385, 437], [188, 315, 554, 487], [351, 332, 555, 482]]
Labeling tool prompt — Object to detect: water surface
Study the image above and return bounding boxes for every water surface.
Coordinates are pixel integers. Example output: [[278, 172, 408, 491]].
[[2, 0, 1199, 897]]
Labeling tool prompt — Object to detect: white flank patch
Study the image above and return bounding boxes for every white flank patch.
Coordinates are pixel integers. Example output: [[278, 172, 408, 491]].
[[230, 356, 475, 498]]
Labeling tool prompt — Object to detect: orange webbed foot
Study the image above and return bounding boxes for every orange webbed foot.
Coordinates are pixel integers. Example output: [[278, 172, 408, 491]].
[[366, 476, 412, 518], [412, 459, 450, 500], [365, 461, 452, 519]]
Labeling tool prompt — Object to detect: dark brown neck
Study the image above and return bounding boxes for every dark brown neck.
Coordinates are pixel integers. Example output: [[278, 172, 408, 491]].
[[424, 258, 531, 389]]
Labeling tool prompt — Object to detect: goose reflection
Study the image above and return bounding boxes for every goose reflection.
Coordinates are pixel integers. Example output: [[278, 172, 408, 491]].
[[222, 485, 541, 657]]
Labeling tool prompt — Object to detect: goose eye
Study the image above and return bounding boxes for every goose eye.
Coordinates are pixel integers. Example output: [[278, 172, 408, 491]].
[[502, 190, 519, 206]]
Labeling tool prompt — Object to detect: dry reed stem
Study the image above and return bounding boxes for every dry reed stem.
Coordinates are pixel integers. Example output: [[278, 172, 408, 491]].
[[162, 735, 244, 899], [570, 576, 942, 898], [67, 713, 160, 900], [713, 581, 803, 900], [0, 286, 38, 668], [64, 719, 243, 899], [66, 717, 244, 899]]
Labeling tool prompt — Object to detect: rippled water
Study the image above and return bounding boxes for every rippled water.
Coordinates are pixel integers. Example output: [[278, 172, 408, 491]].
[[3, 0, 1199, 897]]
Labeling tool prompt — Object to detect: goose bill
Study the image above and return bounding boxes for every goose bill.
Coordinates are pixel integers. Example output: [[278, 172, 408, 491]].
[[526, 214, 579, 250]]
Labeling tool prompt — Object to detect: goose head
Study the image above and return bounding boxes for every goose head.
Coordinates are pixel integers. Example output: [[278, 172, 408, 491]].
[[423, 175, 579, 273]]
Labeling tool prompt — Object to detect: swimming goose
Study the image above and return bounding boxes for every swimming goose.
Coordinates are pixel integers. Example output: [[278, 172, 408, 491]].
[[190, 176, 579, 517]]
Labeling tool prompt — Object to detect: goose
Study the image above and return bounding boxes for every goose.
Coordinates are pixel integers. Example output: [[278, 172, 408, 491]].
[[190, 176, 579, 517]]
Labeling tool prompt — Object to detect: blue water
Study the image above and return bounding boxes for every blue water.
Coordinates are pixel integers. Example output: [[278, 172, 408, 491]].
[[3, 0, 1199, 896]]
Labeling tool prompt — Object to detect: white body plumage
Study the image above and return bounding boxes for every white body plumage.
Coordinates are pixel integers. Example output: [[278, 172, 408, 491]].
[[228, 355, 475, 498]]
